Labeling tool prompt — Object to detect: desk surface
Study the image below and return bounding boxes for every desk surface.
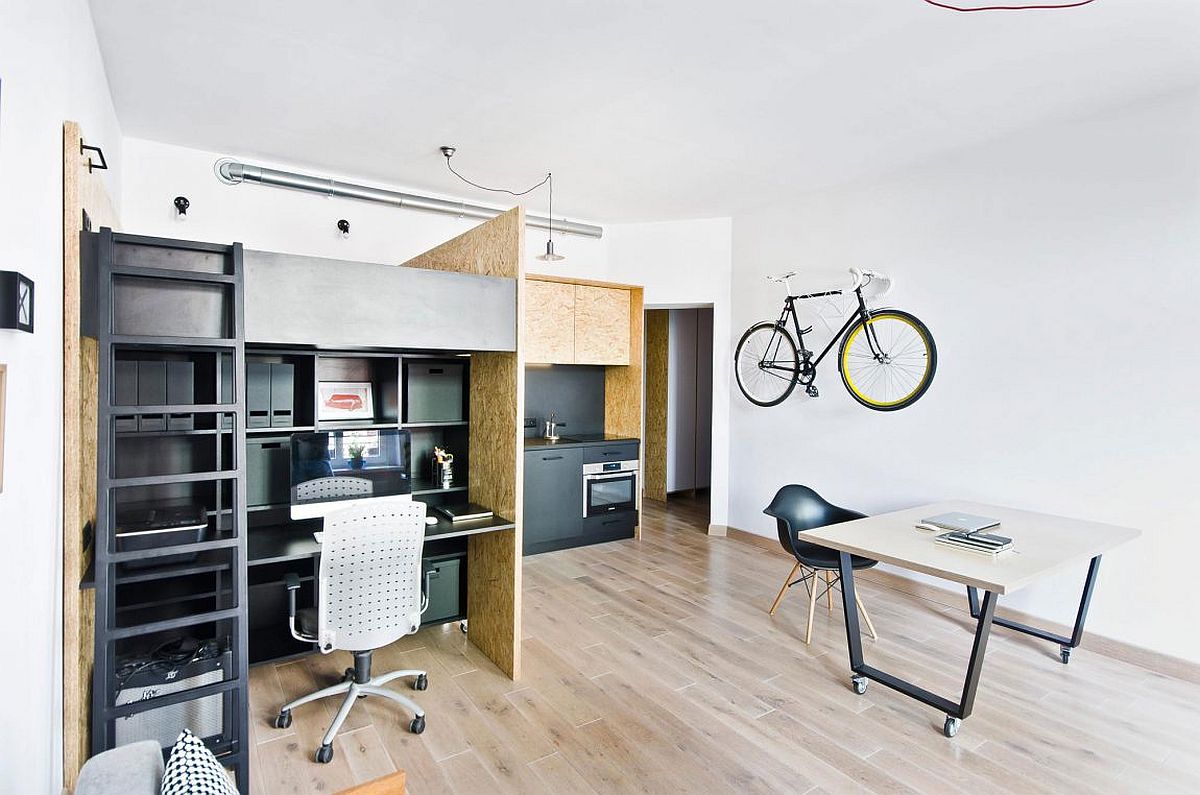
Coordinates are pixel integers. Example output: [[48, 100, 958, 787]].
[[802, 500, 1139, 595], [248, 514, 516, 566]]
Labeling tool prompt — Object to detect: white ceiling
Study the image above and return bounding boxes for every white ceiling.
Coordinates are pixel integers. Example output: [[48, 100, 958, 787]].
[[90, 0, 1200, 223]]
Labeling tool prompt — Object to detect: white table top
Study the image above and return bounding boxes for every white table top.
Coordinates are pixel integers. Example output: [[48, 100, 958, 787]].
[[801, 500, 1140, 595]]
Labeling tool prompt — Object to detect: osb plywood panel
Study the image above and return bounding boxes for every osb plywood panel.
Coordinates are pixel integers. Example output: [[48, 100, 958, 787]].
[[63, 120, 119, 789], [574, 286, 631, 366], [643, 310, 669, 503], [401, 207, 523, 278], [603, 287, 642, 439], [524, 280, 575, 364], [524, 272, 640, 291], [465, 351, 522, 679], [605, 288, 644, 537]]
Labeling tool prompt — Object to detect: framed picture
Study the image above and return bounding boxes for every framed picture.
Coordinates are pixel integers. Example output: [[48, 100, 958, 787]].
[[318, 381, 375, 422]]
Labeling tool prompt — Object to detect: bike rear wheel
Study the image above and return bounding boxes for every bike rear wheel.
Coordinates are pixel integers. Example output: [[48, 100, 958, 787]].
[[735, 322, 800, 407], [838, 310, 936, 411]]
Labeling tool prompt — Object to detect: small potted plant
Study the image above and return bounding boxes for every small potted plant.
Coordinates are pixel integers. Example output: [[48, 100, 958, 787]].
[[347, 442, 367, 469]]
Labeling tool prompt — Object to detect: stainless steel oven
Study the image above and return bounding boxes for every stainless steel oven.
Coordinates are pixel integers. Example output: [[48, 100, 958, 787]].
[[583, 459, 639, 518]]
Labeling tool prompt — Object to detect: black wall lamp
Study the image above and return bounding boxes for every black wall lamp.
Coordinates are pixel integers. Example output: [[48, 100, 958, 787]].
[[0, 271, 34, 333], [174, 196, 190, 222], [337, 219, 350, 238]]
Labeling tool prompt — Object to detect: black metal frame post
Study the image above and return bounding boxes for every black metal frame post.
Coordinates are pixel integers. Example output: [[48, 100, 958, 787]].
[[838, 552, 999, 737], [967, 554, 1101, 664]]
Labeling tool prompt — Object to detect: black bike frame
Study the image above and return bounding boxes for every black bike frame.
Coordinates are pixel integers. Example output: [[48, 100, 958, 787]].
[[763, 286, 882, 376]]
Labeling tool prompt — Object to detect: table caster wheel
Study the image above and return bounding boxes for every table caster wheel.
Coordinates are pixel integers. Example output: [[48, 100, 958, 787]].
[[273, 710, 292, 729], [851, 675, 868, 695], [460, 620, 468, 634], [410, 715, 427, 734], [943, 716, 960, 738], [414, 673, 429, 691], [315, 743, 334, 763], [1060, 646, 1072, 665]]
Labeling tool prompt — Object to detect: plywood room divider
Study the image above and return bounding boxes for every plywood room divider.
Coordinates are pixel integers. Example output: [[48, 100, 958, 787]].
[[402, 207, 525, 678]]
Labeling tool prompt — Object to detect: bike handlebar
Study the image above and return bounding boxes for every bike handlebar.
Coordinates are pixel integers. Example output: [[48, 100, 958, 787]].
[[766, 268, 893, 296]]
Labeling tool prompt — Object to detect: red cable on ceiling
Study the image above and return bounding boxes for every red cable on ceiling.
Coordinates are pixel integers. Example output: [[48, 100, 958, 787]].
[[922, 0, 1097, 10]]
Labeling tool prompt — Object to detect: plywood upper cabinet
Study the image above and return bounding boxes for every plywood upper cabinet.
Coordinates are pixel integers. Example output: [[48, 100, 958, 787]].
[[525, 279, 576, 364], [574, 285, 631, 365]]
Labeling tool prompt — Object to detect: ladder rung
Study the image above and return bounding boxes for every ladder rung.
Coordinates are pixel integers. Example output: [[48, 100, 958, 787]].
[[104, 403, 239, 416], [104, 470, 236, 488], [107, 678, 241, 719], [111, 265, 237, 284], [110, 334, 240, 349], [106, 608, 242, 641], [102, 535, 240, 565]]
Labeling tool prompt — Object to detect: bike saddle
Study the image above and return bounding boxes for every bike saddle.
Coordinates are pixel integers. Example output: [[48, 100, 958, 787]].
[[766, 270, 798, 283]]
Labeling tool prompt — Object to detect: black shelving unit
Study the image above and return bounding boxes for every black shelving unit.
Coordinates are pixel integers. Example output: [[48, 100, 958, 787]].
[[87, 229, 250, 791]]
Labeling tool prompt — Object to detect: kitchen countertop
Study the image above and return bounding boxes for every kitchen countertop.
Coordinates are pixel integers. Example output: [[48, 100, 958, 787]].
[[524, 434, 639, 450]]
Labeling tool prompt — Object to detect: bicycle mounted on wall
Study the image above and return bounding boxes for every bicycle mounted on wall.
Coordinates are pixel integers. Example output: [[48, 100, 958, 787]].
[[734, 268, 937, 410]]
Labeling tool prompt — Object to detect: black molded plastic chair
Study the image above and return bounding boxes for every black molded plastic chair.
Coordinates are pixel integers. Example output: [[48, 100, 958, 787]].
[[764, 485, 879, 644]]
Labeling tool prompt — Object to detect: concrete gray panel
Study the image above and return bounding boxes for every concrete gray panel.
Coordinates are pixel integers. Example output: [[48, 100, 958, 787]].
[[244, 250, 516, 351]]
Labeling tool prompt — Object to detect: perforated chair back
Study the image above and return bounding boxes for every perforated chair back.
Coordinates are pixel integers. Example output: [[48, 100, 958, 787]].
[[296, 476, 374, 502], [316, 498, 427, 652]]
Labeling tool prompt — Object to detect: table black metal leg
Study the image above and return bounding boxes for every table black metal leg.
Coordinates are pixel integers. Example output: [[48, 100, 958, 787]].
[[967, 555, 1101, 664], [837, 552, 1000, 736]]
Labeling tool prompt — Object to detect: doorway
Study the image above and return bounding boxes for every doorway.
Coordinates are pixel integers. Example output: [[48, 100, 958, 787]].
[[643, 307, 714, 527]]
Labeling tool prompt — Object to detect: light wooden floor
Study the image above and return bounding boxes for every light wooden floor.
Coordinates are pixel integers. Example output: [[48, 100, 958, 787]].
[[248, 498, 1200, 794]]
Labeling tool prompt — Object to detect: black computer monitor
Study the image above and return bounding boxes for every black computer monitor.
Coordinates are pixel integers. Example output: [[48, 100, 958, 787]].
[[289, 429, 411, 520]]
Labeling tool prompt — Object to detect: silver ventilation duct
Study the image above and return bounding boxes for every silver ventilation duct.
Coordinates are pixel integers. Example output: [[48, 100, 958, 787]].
[[215, 159, 603, 239]]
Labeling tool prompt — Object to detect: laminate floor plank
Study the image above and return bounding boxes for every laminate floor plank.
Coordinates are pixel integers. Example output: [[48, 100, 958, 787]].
[[249, 493, 1200, 793]]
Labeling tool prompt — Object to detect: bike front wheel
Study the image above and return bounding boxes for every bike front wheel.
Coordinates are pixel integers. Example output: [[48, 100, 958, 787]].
[[838, 310, 937, 411], [735, 322, 800, 407]]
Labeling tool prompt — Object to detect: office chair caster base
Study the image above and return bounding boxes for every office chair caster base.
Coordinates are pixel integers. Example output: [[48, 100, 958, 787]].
[[410, 715, 426, 734], [414, 673, 428, 691], [1060, 646, 1072, 665], [273, 710, 292, 729], [851, 675, 868, 695], [943, 716, 960, 738], [315, 743, 334, 764], [343, 667, 356, 682]]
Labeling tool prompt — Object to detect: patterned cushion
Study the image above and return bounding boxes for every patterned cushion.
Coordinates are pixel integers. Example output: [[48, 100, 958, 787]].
[[161, 729, 237, 795]]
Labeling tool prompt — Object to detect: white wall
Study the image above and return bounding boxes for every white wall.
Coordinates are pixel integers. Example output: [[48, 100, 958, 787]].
[[729, 88, 1200, 662], [119, 141, 736, 525], [0, 0, 123, 790]]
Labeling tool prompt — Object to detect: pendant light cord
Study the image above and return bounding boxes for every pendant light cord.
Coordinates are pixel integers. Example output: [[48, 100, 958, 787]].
[[444, 152, 550, 197], [548, 174, 554, 237], [921, 0, 1096, 9]]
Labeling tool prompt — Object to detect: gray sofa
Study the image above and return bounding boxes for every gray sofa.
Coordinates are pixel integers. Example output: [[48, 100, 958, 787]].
[[75, 741, 163, 795]]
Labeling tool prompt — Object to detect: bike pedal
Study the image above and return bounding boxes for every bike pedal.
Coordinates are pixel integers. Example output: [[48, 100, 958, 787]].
[[806, 385, 819, 398]]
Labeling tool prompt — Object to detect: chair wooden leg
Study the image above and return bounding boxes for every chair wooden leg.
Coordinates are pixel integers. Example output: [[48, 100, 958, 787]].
[[825, 571, 834, 613], [804, 569, 820, 645], [768, 561, 801, 616], [857, 593, 879, 641]]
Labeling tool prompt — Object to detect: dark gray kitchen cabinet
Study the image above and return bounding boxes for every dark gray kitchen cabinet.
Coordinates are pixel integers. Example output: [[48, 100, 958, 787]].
[[523, 448, 583, 555]]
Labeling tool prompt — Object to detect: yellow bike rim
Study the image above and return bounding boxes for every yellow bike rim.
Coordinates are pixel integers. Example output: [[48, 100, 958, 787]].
[[841, 313, 933, 408]]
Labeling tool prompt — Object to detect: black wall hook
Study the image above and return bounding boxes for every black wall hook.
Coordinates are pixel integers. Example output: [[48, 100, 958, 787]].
[[80, 141, 108, 173]]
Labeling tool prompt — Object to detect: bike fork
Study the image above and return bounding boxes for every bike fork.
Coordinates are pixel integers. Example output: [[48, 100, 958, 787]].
[[856, 291, 885, 360]]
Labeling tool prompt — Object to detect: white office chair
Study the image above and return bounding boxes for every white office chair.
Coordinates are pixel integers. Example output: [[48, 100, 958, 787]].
[[272, 498, 429, 764]]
